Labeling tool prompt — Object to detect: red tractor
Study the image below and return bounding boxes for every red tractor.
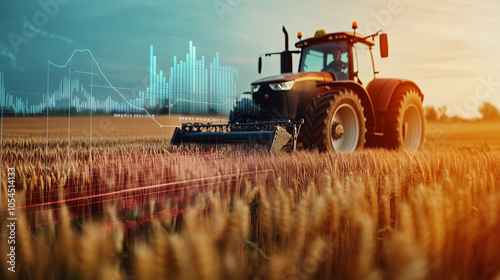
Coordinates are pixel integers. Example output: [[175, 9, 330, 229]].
[[172, 22, 425, 152]]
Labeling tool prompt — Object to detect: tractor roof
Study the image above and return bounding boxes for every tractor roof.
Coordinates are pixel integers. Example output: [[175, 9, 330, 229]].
[[295, 32, 375, 49]]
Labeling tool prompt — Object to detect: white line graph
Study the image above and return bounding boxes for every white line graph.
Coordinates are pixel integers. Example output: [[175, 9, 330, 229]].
[[48, 49, 177, 128]]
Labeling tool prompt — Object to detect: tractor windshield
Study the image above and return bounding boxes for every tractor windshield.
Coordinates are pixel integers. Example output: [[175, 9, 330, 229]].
[[299, 41, 349, 80]]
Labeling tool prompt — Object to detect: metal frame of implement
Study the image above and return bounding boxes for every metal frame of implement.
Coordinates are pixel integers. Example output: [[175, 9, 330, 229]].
[[170, 120, 304, 152]]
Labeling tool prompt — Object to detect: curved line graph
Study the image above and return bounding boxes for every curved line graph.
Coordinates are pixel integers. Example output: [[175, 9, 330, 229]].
[[49, 49, 176, 128]]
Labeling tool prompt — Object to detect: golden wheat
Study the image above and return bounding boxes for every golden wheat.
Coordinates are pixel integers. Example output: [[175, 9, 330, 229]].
[[1, 122, 500, 279]]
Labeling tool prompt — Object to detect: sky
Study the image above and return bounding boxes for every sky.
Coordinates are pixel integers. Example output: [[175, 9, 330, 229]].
[[1, 0, 500, 118]]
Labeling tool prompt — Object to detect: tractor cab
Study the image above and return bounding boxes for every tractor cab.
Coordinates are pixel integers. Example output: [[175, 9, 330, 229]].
[[257, 23, 389, 88], [298, 38, 350, 81], [296, 30, 383, 87]]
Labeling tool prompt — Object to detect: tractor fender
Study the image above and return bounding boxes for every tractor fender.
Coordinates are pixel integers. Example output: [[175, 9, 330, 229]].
[[367, 78, 424, 112], [366, 78, 424, 132], [317, 81, 376, 134]]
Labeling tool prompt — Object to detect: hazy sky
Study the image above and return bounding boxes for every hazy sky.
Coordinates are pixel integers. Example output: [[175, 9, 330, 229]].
[[1, 0, 499, 118]]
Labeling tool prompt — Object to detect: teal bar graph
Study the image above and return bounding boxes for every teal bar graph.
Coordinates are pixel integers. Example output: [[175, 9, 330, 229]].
[[1, 41, 239, 116]]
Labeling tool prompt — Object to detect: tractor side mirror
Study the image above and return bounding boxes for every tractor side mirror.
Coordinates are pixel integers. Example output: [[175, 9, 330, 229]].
[[380, 33, 389, 58], [258, 56, 262, 74]]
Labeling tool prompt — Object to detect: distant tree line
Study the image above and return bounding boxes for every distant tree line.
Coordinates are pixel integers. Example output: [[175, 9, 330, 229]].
[[425, 102, 500, 121]]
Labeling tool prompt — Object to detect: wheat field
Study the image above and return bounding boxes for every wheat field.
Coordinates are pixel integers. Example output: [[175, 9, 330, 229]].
[[1, 117, 500, 280]]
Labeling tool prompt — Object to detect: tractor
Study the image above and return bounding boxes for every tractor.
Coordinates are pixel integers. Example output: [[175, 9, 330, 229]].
[[171, 22, 425, 152]]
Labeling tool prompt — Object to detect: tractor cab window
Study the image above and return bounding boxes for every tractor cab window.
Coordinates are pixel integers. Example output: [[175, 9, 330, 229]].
[[352, 43, 375, 86], [299, 41, 349, 80]]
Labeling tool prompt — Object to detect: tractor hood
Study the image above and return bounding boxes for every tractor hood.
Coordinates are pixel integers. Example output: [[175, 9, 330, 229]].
[[251, 72, 332, 85]]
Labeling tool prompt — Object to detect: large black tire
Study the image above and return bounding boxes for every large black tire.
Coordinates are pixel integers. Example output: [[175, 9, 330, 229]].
[[300, 88, 366, 152], [384, 86, 425, 151], [229, 108, 251, 123]]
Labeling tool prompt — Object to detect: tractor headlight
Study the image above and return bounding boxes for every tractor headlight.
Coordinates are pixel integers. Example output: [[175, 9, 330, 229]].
[[251, 84, 260, 93], [269, 81, 294, 91]]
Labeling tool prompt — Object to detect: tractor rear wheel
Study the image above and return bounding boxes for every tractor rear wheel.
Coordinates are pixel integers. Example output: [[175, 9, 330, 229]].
[[301, 88, 366, 152], [384, 87, 425, 151]]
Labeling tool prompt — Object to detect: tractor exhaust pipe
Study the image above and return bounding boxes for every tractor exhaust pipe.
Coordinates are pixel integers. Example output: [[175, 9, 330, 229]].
[[281, 26, 293, 74], [283, 26, 289, 51], [259, 26, 297, 74]]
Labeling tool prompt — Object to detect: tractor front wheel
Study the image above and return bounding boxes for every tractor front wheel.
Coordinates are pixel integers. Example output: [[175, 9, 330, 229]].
[[301, 88, 366, 152], [229, 109, 251, 124]]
